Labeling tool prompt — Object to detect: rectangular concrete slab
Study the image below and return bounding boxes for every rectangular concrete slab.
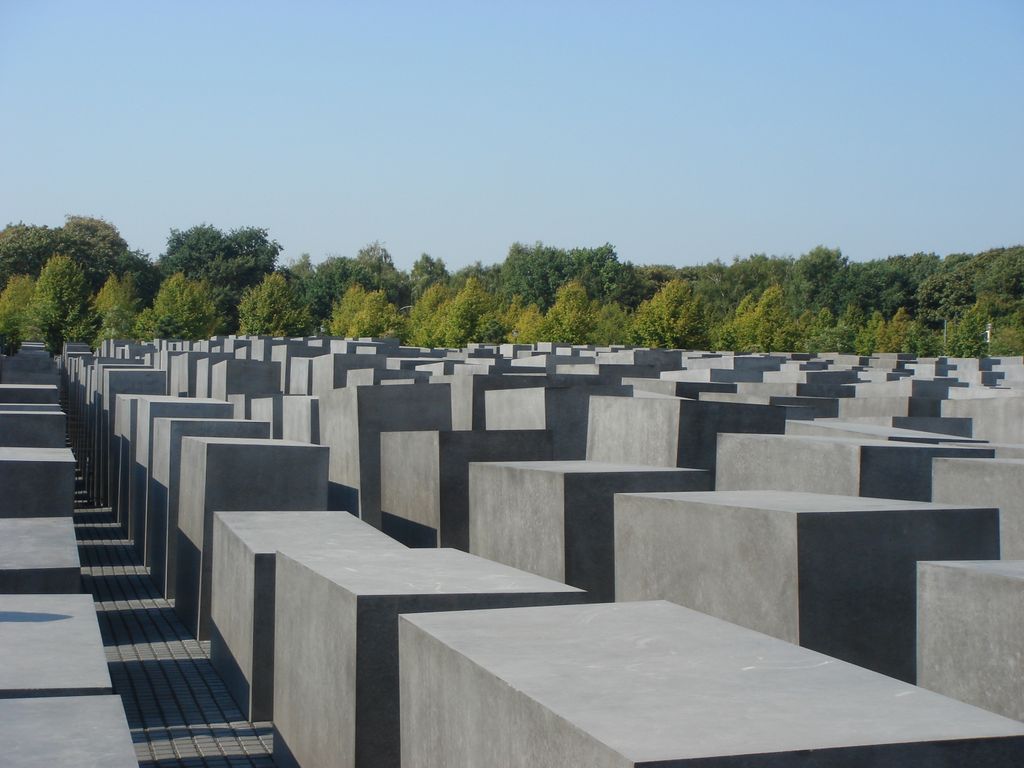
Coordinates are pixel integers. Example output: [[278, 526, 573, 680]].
[[613, 490, 999, 682], [148, 417, 271, 599], [0, 593, 111, 697], [273, 546, 585, 768], [0, 695, 138, 768], [0, 410, 66, 448], [0, 447, 75, 518], [176, 437, 329, 639], [399, 600, 1024, 767], [0, 518, 80, 593], [469, 460, 711, 601], [210, 509, 404, 721], [918, 560, 1024, 722], [933, 458, 1024, 558]]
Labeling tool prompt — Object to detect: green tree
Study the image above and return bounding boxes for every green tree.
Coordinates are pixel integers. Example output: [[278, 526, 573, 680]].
[[502, 298, 545, 344], [410, 254, 449, 301], [792, 246, 848, 315], [329, 285, 369, 337], [159, 224, 282, 331], [630, 279, 707, 349], [750, 285, 797, 352], [93, 274, 140, 344], [134, 273, 219, 341], [542, 281, 596, 344], [28, 255, 98, 352], [945, 304, 990, 357], [442, 278, 502, 346], [353, 241, 410, 306], [499, 242, 573, 310], [237, 273, 312, 336], [591, 302, 632, 345], [349, 290, 405, 339], [875, 307, 913, 353], [0, 275, 36, 352], [854, 311, 886, 355], [406, 284, 452, 347]]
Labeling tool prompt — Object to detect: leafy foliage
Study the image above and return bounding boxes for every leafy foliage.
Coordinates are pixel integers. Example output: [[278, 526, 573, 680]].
[[134, 273, 219, 341], [0, 275, 36, 352], [28, 255, 98, 352], [237, 273, 312, 336], [93, 274, 140, 344]]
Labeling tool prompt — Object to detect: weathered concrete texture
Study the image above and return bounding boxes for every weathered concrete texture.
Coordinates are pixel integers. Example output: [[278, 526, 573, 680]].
[[0, 518, 80, 593], [0, 695, 138, 768], [485, 382, 631, 459], [0, 593, 111, 697], [469, 460, 711, 601], [614, 490, 999, 682], [273, 547, 585, 768], [786, 417, 985, 445], [210, 509, 404, 721], [310, 352, 387, 395], [0, 447, 75, 517], [148, 417, 271, 599], [380, 428, 553, 549], [0, 410, 66, 447], [399, 601, 1024, 768], [175, 437, 330, 639], [918, 560, 1024, 722], [586, 394, 787, 473], [716, 433, 994, 501], [319, 382, 452, 522], [131, 396, 235, 565], [933, 458, 1024, 558], [281, 395, 319, 443], [210, 359, 282, 402]]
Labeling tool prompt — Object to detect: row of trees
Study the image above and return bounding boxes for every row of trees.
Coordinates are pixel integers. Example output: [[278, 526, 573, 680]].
[[0, 216, 1020, 356]]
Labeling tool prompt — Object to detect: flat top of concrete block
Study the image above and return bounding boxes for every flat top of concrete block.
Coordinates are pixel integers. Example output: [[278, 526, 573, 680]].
[[472, 460, 703, 475], [0, 409, 64, 416], [0, 695, 138, 768], [619, 490, 988, 514], [0, 447, 75, 463], [793, 419, 987, 443], [728, 433, 994, 452], [0, 518, 80, 570], [402, 600, 1024, 762], [185, 436, 318, 449], [0, 594, 110, 695], [0, 384, 58, 391], [281, 547, 583, 597], [919, 560, 1024, 580], [934, 456, 1024, 467], [215, 510, 403, 555]]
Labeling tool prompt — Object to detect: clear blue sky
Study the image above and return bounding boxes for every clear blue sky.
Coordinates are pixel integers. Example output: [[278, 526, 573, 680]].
[[1, 1, 1021, 271]]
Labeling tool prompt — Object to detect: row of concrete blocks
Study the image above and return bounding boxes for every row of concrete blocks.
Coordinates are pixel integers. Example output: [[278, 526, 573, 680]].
[[205, 508, 1024, 768], [0, 355, 137, 768]]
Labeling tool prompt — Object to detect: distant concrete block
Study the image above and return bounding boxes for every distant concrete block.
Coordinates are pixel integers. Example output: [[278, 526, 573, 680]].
[[0, 593, 111, 697], [469, 460, 711, 601], [0, 384, 59, 405], [614, 490, 999, 682], [380, 429, 553, 549], [399, 601, 1024, 767], [716, 433, 993, 501], [918, 560, 1024, 721], [175, 437, 329, 639], [210, 509, 403, 721], [0, 447, 75, 518], [0, 695, 138, 767], [933, 458, 1024, 558], [0, 518, 80, 594], [272, 547, 584, 768]]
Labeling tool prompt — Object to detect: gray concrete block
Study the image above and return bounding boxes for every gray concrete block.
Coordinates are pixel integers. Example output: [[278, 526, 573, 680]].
[[918, 560, 1024, 721], [310, 352, 388, 396], [281, 395, 319, 443], [587, 394, 787, 473], [0, 411, 66, 448], [716, 434, 994, 501], [380, 429, 553, 549], [943, 395, 1024, 444], [272, 546, 585, 768], [933, 458, 1024, 559], [175, 437, 329, 639], [251, 394, 283, 438], [399, 600, 1024, 768], [131, 396, 235, 564], [148, 417, 271, 598], [0, 384, 59, 404], [614, 490, 999, 682], [210, 510, 404, 721], [0, 695, 138, 767], [319, 383, 451, 522], [0, 447, 75, 518], [0, 518, 80, 594], [0, 593, 111, 697], [469, 460, 711, 601], [210, 358, 281, 401]]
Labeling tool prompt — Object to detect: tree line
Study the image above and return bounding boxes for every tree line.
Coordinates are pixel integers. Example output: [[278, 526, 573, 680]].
[[0, 215, 1020, 357]]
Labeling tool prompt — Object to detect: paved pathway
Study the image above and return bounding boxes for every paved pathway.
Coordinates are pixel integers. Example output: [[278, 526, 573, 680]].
[[75, 506, 275, 768]]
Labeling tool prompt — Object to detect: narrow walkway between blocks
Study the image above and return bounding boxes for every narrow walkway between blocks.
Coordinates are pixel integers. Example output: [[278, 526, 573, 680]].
[[75, 505, 276, 768]]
